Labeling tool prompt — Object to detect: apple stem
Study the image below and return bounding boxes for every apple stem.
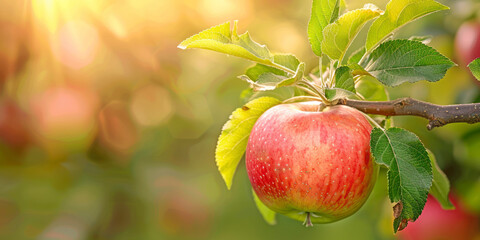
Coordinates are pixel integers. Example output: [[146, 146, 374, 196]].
[[303, 212, 313, 227]]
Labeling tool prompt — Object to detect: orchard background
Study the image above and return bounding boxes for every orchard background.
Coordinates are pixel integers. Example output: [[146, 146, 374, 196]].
[[0, 0, 479, 239]]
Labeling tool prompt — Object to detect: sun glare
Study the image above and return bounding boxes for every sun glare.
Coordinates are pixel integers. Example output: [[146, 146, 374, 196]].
[[32, 0, 64, 32], [50, 20, 99, 69]]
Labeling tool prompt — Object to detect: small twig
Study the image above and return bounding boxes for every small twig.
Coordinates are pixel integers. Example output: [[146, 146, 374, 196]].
[[297, 85, 323, 99], [319, 55, 323, 83], [298, 81, 329, 103], [283, 96, 326, 103], [336, 97, 480, 130]]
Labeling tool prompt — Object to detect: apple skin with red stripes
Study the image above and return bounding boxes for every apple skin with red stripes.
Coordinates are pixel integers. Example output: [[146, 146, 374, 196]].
[[246, 102, 377, 224]]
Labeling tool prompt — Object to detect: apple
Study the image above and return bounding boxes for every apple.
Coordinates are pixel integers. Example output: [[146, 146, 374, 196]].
[[455, 21, 480, 67], [246, 102, 377, 225], [30, 85, 98, 142], [29, 84, 99, 156], [399, 194, 479, 240]]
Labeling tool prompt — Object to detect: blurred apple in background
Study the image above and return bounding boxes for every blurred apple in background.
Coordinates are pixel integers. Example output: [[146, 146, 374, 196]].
[[29, 84, 99, 154], [399, 194, 479, 240], [455, 21, 480, 67]]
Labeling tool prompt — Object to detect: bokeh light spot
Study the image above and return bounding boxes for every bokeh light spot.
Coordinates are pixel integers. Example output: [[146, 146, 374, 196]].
[[130, 84, 173, 127], [99, 101, 138, 154], [51, 20, 99, 69], [199, 0, 252, 24]]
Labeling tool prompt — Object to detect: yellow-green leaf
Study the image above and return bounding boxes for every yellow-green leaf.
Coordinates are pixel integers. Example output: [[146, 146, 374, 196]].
[[239, 62, 305, 91], [216, 97, 281, 189], [253, 190, 276, 225], [308, 0, 341, 56], [366, 0, 448, 51], [178, 21, 273, 65], [321, 4, 382, 61], [273, 54, 301, 72], [348, 47, 366, 65]]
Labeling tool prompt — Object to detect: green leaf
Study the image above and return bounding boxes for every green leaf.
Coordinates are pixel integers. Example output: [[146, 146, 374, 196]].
[[179, 23, 301, 75], [178, 21, 273, 65], [308, 0, 341, 56], [355, 76, 389, 101], [240, 73, 284, 91], [273, 54, 301, 72], [325, 88, 358, 101], [427, 149, 454, 210], [348, 47, 366, 65], [349, 63, 371, 77], [239, 63, 305, 91], [362, 39, 455, 87], [321, 4, 382, 61], [244, 54, 300, 83], [246, 64, 286, 80], [370, 127, 432, 232], [366, 0, 448, 51], [468, 58, 480, 81], [216, 97, 281, 189], [253, 190, 276, 225], [278, 63, 305, 87], [334, 66, 355, 92]]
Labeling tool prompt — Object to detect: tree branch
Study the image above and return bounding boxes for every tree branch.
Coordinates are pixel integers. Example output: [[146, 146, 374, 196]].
[[336, 98, 480, 130]]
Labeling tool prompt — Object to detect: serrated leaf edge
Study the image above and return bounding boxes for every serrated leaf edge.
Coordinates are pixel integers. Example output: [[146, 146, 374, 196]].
[[215, 97, 281, 189], [370, 127, 432, 232]]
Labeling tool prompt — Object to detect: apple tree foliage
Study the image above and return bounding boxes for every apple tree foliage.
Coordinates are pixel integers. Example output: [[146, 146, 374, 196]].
[[178, 0, 480, 233]]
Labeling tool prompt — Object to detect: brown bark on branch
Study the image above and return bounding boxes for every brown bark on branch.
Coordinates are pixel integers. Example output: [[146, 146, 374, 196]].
[[336, 98, 480, 130]]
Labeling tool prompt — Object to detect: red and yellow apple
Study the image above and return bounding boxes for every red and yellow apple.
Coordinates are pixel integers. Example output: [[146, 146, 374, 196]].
[[246, 102, 377, 225], [399, 194, 479, 240]]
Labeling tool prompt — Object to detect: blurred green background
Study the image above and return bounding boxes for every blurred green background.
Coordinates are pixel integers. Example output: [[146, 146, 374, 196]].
[[0, 0, 479, 239]]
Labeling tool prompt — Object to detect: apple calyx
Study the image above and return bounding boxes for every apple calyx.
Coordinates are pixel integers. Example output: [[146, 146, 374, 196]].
[[303, 212, 313, 227]]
